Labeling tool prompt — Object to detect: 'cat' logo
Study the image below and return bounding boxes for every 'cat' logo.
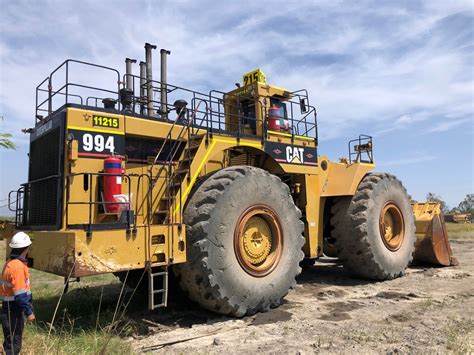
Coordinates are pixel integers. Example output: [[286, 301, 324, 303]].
[[286, 146, 305, 164]]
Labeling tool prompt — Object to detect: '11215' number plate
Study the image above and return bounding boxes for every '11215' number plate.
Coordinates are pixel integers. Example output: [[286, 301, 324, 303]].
[[93, 115, 119, 128]]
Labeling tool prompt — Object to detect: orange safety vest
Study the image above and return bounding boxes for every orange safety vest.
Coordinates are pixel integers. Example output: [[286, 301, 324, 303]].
[[0, 259, 32, 302]]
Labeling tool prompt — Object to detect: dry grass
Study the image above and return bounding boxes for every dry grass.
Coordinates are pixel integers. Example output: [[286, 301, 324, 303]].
[[0, 240, 134, 354], [445, 223, 474, 240], [446, 318, 474, 354]]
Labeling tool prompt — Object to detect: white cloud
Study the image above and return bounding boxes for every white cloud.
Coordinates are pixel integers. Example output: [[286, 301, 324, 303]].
[[428, 117, 473, 133], [1, 1, 472, 144], [379, 155, 436, 167]]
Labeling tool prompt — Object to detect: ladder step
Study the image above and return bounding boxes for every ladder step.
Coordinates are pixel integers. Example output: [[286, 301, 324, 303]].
[[162, 195, 175, 200], [155, 210, 167, 215], [176, 169, 188, 175], [151, 272, 167, 277], [148, 267, 168, 310]]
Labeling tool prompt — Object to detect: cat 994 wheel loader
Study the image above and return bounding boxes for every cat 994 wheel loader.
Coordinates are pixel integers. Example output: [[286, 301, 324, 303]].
[[0, 43, 457, 317]]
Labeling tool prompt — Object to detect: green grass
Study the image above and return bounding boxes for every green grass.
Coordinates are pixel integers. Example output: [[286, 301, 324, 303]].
[[0, 241, 134, 354], [445, 223, 474, 240]]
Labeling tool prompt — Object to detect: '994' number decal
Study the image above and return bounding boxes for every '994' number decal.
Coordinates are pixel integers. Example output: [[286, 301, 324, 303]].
[[83, 133, 115, 153]]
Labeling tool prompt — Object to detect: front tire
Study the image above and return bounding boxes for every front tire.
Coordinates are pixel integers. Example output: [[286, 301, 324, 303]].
[[174, 166, 304, 317], [332, 173, 415, 280]]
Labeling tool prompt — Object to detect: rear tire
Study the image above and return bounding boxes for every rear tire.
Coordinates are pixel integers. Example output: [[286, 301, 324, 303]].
[[332, 173, 415, 280], [174, 166, 304, 317]]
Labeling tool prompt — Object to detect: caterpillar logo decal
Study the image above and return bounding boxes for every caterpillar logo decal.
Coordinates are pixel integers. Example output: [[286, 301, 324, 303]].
[[265, 141, 317, 166], [286, 146, 305, 164]]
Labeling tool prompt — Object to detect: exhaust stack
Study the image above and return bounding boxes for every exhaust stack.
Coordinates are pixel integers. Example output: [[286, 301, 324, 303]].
[[139, 61, 147, 115], [144, 43, 157, 116], [160, 49, 171, 119], [125, 58, 137, 91]]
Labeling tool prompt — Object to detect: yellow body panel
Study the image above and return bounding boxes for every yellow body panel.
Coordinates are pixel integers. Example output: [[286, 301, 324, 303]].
[[299, 174, 321, 257], [19, 223, 185, 277], [67, 108, 124, 135], [320, 159, 375, 196]]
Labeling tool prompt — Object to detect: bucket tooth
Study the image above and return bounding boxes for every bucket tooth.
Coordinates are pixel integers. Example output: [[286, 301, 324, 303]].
[[412, 202, 458, 266]]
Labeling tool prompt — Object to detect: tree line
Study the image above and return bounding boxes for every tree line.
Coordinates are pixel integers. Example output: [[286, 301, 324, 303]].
[[420, 193, 473, 216]]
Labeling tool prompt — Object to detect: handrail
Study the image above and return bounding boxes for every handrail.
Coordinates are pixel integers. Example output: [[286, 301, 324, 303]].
[[34, 59, 317, 141], [348, 134, 373, 164], [65, 172, 156, 232], [36, 59, 121, 120], [37, 88, 84, 105]]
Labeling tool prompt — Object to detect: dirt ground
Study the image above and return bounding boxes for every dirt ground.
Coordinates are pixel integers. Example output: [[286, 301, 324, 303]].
[[131, 239, 474, 354]]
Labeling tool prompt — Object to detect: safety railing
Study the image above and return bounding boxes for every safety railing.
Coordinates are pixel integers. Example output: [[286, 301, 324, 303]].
[[9, 175, 62, 230], [8, 187, 24, 228], [348, 135, 373, 164], [65, 172, 163, 234], [147, 98, 207, 226], [35, 59, 121, 122], [34, 59, 317, 141]]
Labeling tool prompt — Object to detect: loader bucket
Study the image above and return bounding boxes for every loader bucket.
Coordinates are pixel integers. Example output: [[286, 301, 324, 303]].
[[412, 202, 459, 266]]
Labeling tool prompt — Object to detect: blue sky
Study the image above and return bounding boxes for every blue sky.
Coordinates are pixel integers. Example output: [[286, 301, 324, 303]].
[[0, 0, 473, 214]]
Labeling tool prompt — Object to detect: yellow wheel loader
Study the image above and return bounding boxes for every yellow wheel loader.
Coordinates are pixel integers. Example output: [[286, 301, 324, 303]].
[[0, 43, 457, 317]]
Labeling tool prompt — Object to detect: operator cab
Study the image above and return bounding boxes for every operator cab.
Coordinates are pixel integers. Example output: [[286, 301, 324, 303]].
[[224, 69, 313, 138]]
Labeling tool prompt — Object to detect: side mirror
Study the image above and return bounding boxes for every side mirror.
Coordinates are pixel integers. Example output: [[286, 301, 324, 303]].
[[299, 97, 309, 113]]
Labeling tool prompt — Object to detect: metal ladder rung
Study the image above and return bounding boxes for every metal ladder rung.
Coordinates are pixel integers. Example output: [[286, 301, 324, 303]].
[[153, 290, 165, 294], [151, 272, 167, 277]]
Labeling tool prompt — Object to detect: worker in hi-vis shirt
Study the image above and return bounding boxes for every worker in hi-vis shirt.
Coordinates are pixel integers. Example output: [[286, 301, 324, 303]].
[[0, 232, 35, 355]]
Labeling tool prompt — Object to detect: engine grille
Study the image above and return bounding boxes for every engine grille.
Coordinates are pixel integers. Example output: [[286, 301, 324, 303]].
[[21, 124, 63, 229], [29, 127, 61, 180]]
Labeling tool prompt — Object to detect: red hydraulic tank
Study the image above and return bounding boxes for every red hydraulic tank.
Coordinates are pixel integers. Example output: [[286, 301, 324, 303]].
[[268, 106, 281, 131], [103, 156, 123, 213]]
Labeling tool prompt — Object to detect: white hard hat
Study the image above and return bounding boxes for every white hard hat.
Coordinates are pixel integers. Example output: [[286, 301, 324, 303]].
[[9, 232, 32, 249]]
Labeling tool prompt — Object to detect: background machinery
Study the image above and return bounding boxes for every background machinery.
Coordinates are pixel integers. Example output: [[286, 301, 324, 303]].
[[1, 43, 457, 316]]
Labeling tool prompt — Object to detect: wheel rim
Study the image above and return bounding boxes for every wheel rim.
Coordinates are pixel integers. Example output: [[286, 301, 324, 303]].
[[234, 205, 283, 277], [379, 202, 405, 251]]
